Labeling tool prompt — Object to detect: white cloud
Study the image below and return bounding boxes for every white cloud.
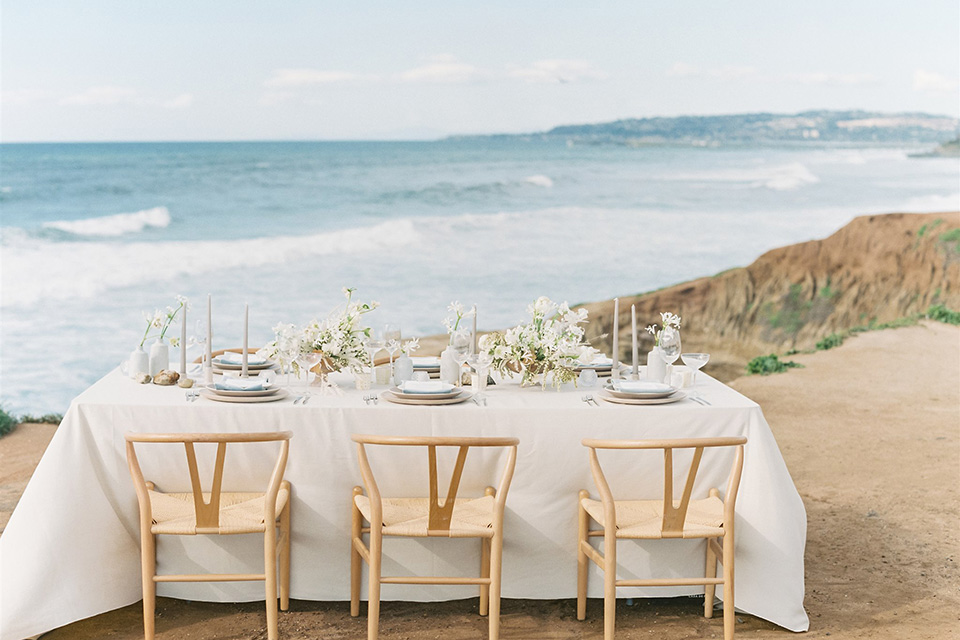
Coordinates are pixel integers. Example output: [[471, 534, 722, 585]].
[[162, 93, 194, 109], [781, 72, 879, 85], [0, 89, 48, 106], [913, 69, 957, 93], [507, 59, 609, 84], [264, 68, 374, 88], [395, 58, 486, 83], [60, 86, 143, 106], [666, 62, 699, 78], [710, 65, 757, 81]]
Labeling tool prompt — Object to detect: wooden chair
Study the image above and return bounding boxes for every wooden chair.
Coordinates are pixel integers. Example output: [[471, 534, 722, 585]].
[[125, 431, 293, 640], [577, 437, 747, 640], [350, 434, 519, 640]]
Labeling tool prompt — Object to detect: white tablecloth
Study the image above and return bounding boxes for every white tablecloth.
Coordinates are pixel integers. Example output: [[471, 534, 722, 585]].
[[0, 369, 809, 639]]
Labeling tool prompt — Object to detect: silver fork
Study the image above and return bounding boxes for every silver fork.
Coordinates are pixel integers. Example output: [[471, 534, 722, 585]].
[[582, 394, 598, 407]]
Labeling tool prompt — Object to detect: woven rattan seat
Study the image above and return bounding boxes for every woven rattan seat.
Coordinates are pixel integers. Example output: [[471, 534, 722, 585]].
[[578, 437, 747, 640], [355, 494, 495, 538], [351, 434, 519, 640], [150, 488, 290, 535], [580, 496, 724, 539]]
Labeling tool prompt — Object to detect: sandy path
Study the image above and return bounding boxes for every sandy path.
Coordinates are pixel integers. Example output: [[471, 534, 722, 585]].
[[3, 321, 958, 639]]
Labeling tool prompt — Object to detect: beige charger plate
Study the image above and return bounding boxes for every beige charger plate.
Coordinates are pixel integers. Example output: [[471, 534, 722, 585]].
[[212, 361, 277, 371], [602, 383, 679, 400], [597, 389, 687, 405], [200, 388, 289, 403], [381, 391, 472, 406], [206, 386, 280, 398]]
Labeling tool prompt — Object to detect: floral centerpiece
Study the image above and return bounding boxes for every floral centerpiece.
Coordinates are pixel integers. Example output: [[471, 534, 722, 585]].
[[442, 301, 475, 344], [261, 288, 378, 380], [478, 296, 597, 389], [140, 295, 187, 348], [646, 311, 682, 347]]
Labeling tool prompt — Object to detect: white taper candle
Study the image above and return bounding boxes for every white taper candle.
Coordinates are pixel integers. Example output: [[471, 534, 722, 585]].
[[631, 304, 638, 379], [611, 298, 620, 381], [180, 301, 187, 376], [472, 305, 478, 353], [242, 303, 249, 377]]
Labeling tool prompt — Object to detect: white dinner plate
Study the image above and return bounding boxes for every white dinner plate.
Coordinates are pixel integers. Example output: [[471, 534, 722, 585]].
[[200, 388, 289, 403], [388, 386, 464, 400], [603, 382, 679, 399], [381, 391, 471, 406], [597, 389, 687, 405], [206, 386, 280, 398]]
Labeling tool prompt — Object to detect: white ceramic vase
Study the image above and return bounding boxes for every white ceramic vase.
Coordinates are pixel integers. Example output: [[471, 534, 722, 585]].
[[439, 347, 459, 385], [393, 354, 414, 386], [149, 339, 169, 376], [128, 347, 149, 378], [645, 347, 666, 383]]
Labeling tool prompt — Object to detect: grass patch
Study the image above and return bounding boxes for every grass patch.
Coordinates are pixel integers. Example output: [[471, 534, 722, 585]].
[[927, 304, 960, 325], [17, 413, 64, 425], [0, 406, 16, 438], [938, 227, 960, 254], [747, 354, 804, 375], [815, 333, 845, 350]]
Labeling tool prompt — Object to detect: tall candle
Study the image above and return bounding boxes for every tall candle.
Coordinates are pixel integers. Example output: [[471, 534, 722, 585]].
[[631, 305, 639, 379], [242, 303, 249, 377], [180, 301, 187, 376], [611, 298, 620, 381], [206, 294, 212, 366], [472, 305, 478, 353]]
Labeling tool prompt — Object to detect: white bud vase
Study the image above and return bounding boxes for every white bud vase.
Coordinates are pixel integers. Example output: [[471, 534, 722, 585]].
[[149, 339, 169, 376], [393, 354, 414, 386], [645, 347, 666, 383], [128, 347, 149, 378], [439, 347, 459, 385]]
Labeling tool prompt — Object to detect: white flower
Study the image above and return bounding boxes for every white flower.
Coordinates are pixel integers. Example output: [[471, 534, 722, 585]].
[[646, 324, 657, 336]]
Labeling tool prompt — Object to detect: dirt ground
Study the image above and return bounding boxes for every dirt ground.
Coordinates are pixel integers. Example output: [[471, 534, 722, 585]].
[[3, 320, 958, 639]]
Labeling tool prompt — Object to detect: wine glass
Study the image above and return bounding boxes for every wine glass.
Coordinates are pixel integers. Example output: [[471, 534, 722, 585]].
[[681, 352, 710, 384], [193, 319, 208, 367], [296, 351, 322, 386], [364, 336, 384, 385], [450, 331, 471, 386], [467, 351, 493, 398], [383, 324, 402, 379], [659, 326, 682, 367]]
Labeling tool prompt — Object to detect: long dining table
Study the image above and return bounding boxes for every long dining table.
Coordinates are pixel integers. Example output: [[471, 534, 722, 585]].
[[0, 367, 809, 640]]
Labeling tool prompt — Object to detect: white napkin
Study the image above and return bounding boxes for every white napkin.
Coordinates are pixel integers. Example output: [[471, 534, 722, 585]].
[[399, 380, 455, 394], [612, 380, 675, 394], [217, 352, 268, 366], [215, 376, 270, 391], [411, 357, 441, 368], [580, 356, 613, 368]]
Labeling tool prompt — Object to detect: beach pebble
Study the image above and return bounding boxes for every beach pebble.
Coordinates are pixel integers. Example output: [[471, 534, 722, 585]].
[[177, 378, 194, 389], [152, 370, 180, 386], [134, 373, 152, 384]]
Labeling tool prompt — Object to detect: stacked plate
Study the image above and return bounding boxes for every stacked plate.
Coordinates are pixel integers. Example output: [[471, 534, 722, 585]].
[[200, 378, 289, 404], [598, 380, 686, 406], [573, 358, 627, 378], [410, 356, 441, 377], [211, 353, 278, 375], [382, 381, 471, 406]]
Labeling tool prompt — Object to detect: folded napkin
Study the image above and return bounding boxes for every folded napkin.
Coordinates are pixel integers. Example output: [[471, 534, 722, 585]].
[[579, 356, 613, 368], [612, 380, 675, 394], [411, 357, 441, 369], [399, 380, 455, 394], [215, 376, 270, 391], [217, 352, 268, 366]]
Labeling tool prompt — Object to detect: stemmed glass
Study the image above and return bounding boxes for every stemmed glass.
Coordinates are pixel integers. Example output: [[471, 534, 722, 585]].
[[364, 336, 384, 386], [296, 351, 322, 386], [193, 319, 208, 370], [659, 326, 682, 369], [383, 324, 402, 381], [450, 331, 471, 387], [467, 351, 493, 399], [681, 352, 710, 384]]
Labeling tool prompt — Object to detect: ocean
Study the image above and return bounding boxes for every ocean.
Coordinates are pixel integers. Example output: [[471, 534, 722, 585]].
[[1, 139, 958, 414]]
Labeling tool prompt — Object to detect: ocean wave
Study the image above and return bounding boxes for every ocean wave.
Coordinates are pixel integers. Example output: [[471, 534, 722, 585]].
[[524, 175, 554, 188], [1, 218, 419, 308], [42, 206, 172, 237], [670, 162, 820, 191]]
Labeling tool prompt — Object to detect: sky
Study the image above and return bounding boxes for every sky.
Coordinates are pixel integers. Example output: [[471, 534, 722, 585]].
[[1, 1, 958, 142]]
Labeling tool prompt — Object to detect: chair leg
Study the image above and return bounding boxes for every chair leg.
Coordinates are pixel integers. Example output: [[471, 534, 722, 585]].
[[722, 533, 735, 640], [704, 538, 718, 618], [351, 488, 363, 618], [479, 537, 491, 616], [488, 531, 504, 640], [577, 490, 589, 621], [140, 531, 156, 640], [603, 531, 616, 640], [279, 498, 291, 611], [367, 532, 382, 640], [264, 525, 279, 640]]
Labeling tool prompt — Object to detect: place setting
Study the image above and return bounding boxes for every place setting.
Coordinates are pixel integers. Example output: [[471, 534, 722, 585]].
[[380, 380, 474, 406], [199, 373, 290, 404]]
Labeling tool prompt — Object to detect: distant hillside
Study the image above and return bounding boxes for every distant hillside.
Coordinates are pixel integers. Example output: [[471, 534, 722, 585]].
[[453, 110, 959, 146], [580, 212, 960, 380], [911, 137, 960, 158]]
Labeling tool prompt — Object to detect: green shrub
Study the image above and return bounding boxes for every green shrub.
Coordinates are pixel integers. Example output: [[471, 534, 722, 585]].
[[815, 333, 846, 350], [17, 413, 63, 425], [747, 354, 804, 375], [927, 304, 960, 325], [0, 406, 17, 437]]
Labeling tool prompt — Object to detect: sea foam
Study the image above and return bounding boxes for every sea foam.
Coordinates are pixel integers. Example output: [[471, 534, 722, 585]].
[[671, 163, 820, 191], [1, 218, 419, 308], [524, 175, 554, 188], [42, 206, 172, 237]]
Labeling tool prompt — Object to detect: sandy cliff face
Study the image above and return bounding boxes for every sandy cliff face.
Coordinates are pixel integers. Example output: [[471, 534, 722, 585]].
[[580, 212, 960, 380]]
